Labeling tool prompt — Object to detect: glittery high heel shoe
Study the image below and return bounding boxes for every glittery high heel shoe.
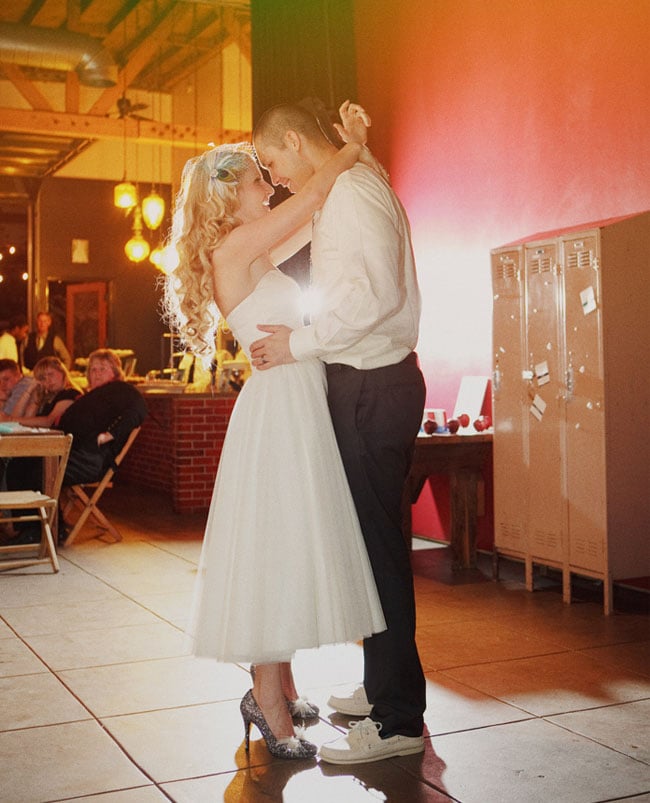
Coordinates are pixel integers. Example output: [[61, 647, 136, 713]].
[[250, 665, 320, 722], [240, 689, 318, 760]]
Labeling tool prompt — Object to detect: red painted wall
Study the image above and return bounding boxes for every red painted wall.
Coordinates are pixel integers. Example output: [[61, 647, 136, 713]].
[[353, 0, 650, 539]]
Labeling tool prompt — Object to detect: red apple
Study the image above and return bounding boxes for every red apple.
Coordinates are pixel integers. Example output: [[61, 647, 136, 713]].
[[458, 413, 470, 428], [447, 418, 460, 434], [473, 415, 493, 432], [423, 419, 437, 435]]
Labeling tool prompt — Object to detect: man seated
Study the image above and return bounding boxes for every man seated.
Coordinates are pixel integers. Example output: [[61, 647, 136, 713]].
[[0, 359, 41, 419]]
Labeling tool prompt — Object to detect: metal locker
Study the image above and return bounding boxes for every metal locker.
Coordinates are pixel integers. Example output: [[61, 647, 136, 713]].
[[491, 247, 528, 562], [491, 210, 650, 613], [561, 233, 607, 577], [523, 240, 566, 573]]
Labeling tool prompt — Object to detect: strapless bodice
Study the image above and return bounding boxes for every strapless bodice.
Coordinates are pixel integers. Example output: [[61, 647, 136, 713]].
[[226, 270, 304, 360]]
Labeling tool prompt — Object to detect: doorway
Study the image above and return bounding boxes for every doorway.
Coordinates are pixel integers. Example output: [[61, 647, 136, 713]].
[[47, 280, 108, 364]]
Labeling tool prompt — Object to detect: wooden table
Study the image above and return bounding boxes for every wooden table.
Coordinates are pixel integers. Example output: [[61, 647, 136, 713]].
[[0, 430, 70, 539], [403, 433, 493, 569]]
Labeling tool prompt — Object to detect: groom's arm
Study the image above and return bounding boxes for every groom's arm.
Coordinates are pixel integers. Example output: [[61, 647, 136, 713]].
[[250, 325, 295, 369]]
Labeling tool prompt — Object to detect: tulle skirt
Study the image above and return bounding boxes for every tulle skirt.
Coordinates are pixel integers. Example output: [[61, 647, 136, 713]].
[[187, 358, 386, 663]]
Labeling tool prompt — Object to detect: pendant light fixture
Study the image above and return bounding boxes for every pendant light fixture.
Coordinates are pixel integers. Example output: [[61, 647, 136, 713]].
[[114, 180, 138, 210], [114, 104, 137, 209], [124, 206, 150, 262], [141, 85, 165, 230], [141, 189, 165, 229], [149, 243, 164, 268]]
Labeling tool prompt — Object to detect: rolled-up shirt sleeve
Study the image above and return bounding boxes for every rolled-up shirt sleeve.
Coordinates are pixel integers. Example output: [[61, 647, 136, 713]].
[[290, 167, 413, 365]]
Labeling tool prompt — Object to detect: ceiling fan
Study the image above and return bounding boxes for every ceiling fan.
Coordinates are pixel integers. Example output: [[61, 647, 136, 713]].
[[115, 94, 151, 121]]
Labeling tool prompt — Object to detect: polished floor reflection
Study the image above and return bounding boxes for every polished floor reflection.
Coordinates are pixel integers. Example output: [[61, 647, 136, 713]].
[[1, 487, 648, 802]]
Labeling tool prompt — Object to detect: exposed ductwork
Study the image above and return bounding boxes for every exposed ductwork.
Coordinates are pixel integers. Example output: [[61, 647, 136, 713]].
[[0, 21, 118, 87]]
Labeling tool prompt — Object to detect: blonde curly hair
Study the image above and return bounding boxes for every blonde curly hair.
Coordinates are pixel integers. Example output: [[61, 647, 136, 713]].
[[163, 142, 257, 362]]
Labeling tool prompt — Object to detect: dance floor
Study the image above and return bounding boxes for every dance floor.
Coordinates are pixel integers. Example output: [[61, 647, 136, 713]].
[[1, 486, 648, 802]]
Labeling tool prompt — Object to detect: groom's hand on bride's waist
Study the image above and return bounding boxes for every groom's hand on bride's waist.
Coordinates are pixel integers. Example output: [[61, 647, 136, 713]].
[[250, 325, 296, 370]]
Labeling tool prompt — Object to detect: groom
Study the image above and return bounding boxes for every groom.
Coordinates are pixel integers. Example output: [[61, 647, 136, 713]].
[[250, 102, 426, 764]]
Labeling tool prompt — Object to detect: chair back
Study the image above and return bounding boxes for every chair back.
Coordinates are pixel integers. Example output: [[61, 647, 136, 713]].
[[114, 426, 140, 469], [61, 426, 141, 547]]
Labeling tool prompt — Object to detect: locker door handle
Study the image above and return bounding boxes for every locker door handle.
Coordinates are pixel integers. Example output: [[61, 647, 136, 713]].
[[566, 365, 574, 400]]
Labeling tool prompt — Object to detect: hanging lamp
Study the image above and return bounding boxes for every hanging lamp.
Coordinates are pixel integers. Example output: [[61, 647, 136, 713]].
[[114, 180, 138, 209], [149, 244, 164, 268], [114, 97, 138, 209], [124, 206, 150, 262], [141, 189, 165, 229]]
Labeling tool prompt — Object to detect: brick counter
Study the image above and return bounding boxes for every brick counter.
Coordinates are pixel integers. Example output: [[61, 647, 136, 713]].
[[119, 392, 238, 513]]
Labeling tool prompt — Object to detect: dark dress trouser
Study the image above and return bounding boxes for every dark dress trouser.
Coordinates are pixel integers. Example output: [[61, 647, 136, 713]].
[[326, 352, 426, 738]]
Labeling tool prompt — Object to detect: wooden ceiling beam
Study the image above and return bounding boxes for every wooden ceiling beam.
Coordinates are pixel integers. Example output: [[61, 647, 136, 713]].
[[87, 5, 181, 116], [0, 106, 250, 149], [2, 64, 54, 111], [19, 0, 48, 26], [65, 71, 80, 114]]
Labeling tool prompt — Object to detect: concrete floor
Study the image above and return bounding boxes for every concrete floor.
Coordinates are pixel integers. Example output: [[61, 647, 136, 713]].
[[1, 486, 648, 802]]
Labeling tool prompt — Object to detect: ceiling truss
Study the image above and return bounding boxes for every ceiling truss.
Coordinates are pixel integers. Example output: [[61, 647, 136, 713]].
[[0, 0, 251, 186]]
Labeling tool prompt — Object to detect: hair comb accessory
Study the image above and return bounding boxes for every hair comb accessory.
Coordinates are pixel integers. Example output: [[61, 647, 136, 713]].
[[210, 166, 238, 184]]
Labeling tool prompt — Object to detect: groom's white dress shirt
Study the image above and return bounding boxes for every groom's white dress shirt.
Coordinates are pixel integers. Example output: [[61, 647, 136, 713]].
[[289, 163, 421, 370]]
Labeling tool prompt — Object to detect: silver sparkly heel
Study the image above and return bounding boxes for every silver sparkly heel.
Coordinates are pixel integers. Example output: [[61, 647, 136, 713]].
[[240, 689, 317, 760], [250, 665, 320, 722]]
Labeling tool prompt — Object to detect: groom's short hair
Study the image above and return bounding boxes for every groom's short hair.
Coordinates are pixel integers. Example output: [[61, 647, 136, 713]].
[[253, 104, 325, 149]]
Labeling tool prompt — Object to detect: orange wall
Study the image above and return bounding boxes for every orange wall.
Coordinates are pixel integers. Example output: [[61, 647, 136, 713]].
[[354, 0, 650, 413], [353, 0, 649, 540]]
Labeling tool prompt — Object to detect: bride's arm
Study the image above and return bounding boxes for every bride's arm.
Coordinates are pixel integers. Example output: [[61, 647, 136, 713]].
[[269, 222, 311, 265], [215, 142, 363, 265], [336, 100, 390, 184]]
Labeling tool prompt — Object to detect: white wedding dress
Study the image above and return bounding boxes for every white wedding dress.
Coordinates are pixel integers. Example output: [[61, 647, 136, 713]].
[[188, 269, 386, 663]]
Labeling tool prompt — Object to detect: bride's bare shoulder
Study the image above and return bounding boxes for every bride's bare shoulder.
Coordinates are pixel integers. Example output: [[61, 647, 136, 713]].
[[211, 253, 272, 318]]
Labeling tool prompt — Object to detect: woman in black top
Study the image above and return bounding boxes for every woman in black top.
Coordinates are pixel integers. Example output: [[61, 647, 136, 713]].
[[1, 356, 81, 427], [57, 348, 147, 485]]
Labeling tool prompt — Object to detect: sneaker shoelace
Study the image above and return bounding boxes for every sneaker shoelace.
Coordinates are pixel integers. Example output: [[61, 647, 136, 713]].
[[346, 718, 382, 748]]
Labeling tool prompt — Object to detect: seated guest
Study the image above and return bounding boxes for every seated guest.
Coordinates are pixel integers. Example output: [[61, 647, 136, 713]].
[[0, 356, 81, 428], [23, 312, 72, 370], [0, 358, 81, 541], [0, 359, 41, 418], [2, 349, 147, 544], [57, 348, 147, 486]]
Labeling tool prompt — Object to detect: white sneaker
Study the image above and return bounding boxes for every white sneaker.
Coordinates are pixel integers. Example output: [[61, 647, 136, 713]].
[[319, 718, 424, 765], [327, 685, 372, 716]]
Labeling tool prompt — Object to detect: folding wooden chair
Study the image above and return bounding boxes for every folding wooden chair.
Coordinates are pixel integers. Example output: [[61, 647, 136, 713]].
[[61, 427, 141, 547], [0, 432, 73, 573]]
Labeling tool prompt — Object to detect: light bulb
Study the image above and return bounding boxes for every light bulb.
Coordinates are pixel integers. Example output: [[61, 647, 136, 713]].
[[159, 245, 180, 274], [149, 245, 164, 267], [141, 190, 165, 229], [125, 234, 151, 262], [114, 181, 138, 209]]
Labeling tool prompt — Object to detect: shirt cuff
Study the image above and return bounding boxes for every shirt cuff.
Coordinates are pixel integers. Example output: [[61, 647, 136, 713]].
[[289, 325, 321, 362]]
